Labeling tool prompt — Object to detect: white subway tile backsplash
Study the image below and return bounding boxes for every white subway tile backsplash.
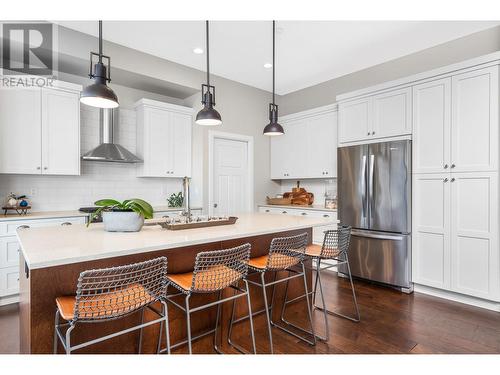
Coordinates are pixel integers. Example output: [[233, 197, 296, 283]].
[[0, 106, 184, 211]]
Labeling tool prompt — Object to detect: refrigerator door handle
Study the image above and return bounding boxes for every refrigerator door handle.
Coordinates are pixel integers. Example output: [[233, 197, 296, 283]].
[[368, 153, 375, 221], [351, 229, 404, 241], [361, 155, 367, 219]]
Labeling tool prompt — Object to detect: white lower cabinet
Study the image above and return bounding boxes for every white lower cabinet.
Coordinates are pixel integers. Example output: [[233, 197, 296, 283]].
[[0, 215, 86, 305], [412, 172, 499, 302], [258, 206, 337, 244]]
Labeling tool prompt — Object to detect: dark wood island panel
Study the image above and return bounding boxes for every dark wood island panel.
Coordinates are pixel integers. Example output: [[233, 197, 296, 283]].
[[20, 228, 312, 354]]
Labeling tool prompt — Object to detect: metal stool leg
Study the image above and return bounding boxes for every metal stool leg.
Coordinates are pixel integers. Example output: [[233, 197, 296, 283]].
[[138, 308, 145, 354], [213, 290, 223, 354], [277, 266, 317, 345], [65, 324, 75, 354], [53, 309, 60, 354], [313, 258, 360, 323], [185, 295, 193, 354], [244, 279, 257, 354], [315, 259, 330, 341], [158, 301, 171, 354], [260, 272, 274, 354]]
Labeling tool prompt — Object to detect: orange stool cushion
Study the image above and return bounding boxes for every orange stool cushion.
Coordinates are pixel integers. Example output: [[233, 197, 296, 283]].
[[167, 265, 242, 292], [248, 253, 299, 270], [55, 283, 154, 321]]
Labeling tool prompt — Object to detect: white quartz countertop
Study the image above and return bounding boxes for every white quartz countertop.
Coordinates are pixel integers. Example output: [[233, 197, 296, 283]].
[[0, 206, 202, 222], [17, 213, 331, 270], [258, 204, 337, 212]]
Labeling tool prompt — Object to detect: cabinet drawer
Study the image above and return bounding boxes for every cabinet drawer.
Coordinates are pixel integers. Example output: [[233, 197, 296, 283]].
[[0, 267, 19, 297], [0, 236, 20, 268], [0, 216, 86, 237]]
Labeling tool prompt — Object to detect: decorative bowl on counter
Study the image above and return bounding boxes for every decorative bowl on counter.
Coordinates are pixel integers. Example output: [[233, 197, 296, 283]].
[[102, 211, 145, 232]]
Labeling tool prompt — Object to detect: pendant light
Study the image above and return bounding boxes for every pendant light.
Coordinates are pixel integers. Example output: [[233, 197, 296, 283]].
[[80, 20, 119, 109], [195, 21, 222, 126], [263, 20, 284, 136]]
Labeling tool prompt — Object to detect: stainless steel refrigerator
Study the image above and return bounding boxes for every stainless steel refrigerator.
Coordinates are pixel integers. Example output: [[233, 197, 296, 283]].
[[338, 140, 412, 293]]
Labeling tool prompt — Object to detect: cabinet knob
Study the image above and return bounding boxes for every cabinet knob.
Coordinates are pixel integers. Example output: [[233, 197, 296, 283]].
[[43, 167, 48, 170], [372, 131, 375, 135], [367, 132, 370, 136], [325, 171, 328, 175], [451, 164, 456, 169], [443, 178, 448, 182], [451, 178, 455, 182], [444, 164, 448, 169], [265, 209, 270, 213], [61, 222, 72, 226], [282, 211, 287, 214], [36, 167, 41, 170], [323, 214, 330, 218], [301, 212, 307, 216], [17, 225, 30, 229]]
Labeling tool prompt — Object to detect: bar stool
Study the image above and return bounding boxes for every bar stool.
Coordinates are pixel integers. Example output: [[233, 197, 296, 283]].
[[281, 225, 360, 342], [229, 232, 316, 354], [163, 243, 256, 354], [53, 257, 170, 354]]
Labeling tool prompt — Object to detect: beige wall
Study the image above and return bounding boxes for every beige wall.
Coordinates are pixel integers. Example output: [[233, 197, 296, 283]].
[[279, 25, 500, 115]]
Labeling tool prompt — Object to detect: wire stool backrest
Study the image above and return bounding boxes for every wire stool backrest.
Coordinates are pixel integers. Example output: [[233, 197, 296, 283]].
[[191, 243, 251, 293], [320, 225, 352, 259], [73, 256, 167, 322], [266, 232, 308, 270]]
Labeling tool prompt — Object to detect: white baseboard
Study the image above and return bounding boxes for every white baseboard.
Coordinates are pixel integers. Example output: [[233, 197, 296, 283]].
[[0, 294, 19, 306], [414, 284, 500, 312]]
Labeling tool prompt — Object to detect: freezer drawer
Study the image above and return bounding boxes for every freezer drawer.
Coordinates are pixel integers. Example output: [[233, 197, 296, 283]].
[[339, 229, 412, 290]]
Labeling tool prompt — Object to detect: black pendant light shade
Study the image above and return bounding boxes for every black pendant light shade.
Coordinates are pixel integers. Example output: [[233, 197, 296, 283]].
[[196, 84, 222, 126], [263, 20, 284, 136], [196, 21, 222, 126], [263, 103, 284, 136], [80, 21, 119, 109]]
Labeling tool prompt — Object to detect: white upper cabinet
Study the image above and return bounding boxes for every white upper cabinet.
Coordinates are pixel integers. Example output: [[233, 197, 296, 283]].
[[307, 110, 337, 178], [338, 87, 411, 144], [270, 105, 337, 180], [451, 67, 499, 173], [135, 99, 193, 178], [338, 97, 371, 143], [372, 87, 412, 138], [0, 82, 81, 175], [41, 87, 80, 175], [413, 78, 452, 173], [0, 87, 42, 174]]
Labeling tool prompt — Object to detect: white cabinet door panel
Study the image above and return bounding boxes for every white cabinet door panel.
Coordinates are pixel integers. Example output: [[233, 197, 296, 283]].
[[0, 267, 19, 297], [338, 97, 371, 143], [0, 87, 42, 174], [171, 112, 192, 177], [451, 67, 499, 172], [306, 111, 337, 178], [412, 174, 451, 289], [372, 87, 412, 138], [270, 127, 288, 179], [41, 87, 80, 175], [413, 78, 451, 173], [0, 237, 20, 268], [450, 172, 499, 300], [145, 108, 172, 177]]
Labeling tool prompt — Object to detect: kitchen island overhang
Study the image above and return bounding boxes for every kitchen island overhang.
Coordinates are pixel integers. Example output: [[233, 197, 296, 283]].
[[17, 213, 330, 354]]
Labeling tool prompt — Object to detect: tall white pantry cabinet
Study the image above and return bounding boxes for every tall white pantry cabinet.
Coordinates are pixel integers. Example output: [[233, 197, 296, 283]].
[[412, 65, 500, 302]]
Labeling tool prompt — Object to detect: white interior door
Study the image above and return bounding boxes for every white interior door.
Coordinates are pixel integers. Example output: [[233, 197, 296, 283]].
[[212, 137, 250, 216]]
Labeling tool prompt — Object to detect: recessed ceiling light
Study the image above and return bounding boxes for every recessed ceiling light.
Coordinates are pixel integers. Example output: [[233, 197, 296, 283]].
[[264, 63, 273, 69], [193, 47, 204, 54]]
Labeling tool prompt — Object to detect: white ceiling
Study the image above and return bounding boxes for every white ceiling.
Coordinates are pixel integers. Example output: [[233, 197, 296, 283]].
[[56, 21, 500, 95]]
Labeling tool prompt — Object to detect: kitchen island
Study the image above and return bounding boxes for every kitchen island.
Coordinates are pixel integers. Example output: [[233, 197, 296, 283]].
[[17, 213, 331, 354]]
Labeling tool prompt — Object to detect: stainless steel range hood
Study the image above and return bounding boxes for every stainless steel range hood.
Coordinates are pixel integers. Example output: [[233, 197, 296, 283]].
[[82, 108, 142, 163]]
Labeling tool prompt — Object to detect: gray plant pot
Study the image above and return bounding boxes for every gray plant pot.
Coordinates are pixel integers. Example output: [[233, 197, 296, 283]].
[[102, 211, 145, 232]]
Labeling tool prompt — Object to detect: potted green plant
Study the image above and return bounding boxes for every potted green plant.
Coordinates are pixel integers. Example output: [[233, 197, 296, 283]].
[[88, 198, 154, 232], [167, 192, 184, 208]]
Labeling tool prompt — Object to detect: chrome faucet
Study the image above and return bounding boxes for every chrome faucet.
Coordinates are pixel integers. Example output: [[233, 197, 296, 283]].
[[182, 176, 192, 222]]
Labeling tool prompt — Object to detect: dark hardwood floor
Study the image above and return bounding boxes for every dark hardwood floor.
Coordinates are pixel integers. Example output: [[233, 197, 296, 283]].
[[2, 272, 499, 354]]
